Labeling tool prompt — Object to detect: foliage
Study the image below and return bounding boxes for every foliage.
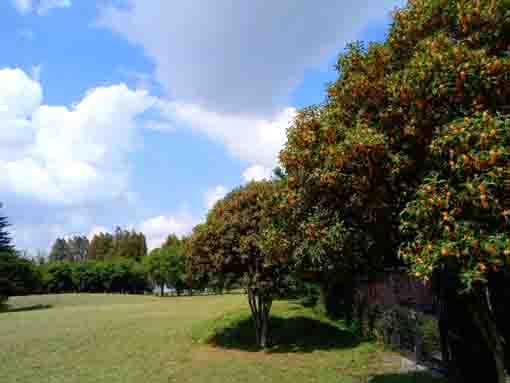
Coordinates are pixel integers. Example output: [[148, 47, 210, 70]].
[[72, 228, 148, 263], [40, 261, 148, 294], [49, 238, 71, 263], [0, 205, 40, 303], [374, 306, 440, 360], [400, 113, 510, 288], [273, 0, 510, 380], [145, 237, 186, 296], [109, 227, 148, 262], [0, 207, 13, 253], [187, 181, 291, 347], [88, 232, 114, 261], [49, 236, 90, 263]]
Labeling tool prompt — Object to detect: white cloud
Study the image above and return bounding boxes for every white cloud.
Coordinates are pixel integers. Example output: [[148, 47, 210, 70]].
[[242, 165, 273, 183], [0, 67, 158, 205], [159, 102, 295, 168], [87, 225, 109, 240], [0, 68, 42, 152], [138, 213, 198, 250], [99, 0, 404, 116], [11, 0, 72, 15], [11, 0, 32, 14], [37, 0, 71, 15], [204, 185, 228, 210]]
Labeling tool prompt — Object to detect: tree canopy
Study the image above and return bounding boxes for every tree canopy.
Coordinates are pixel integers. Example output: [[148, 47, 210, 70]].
[[273, 1, 510, 380], [187, 180, 290, 347], [145, 235, 187, 296]]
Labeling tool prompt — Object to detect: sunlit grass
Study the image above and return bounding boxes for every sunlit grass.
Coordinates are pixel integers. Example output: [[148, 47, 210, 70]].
[[1, 294, 445, 383]]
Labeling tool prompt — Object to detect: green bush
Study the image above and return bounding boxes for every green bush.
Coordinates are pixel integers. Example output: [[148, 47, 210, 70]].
[[374, 306, 440, 361]]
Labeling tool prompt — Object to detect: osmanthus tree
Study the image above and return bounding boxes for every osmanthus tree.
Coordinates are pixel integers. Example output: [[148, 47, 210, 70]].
[[401, 115, 510, 380], [278, 0, 510, 380], [187, 181, 291, 348], [277, 93, 402, 319]]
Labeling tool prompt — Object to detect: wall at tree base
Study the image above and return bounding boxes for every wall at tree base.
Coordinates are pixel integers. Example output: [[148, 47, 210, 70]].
[[354, 269, 435, 314]]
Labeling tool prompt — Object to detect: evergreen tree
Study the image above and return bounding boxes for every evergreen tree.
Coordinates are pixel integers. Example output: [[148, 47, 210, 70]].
[[67, 236, 89, 262], [0, 206, 13, 253], [49, 238, 70, 263]]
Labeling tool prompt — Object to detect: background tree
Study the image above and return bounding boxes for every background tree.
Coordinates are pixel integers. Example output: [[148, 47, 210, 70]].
[[144, 248, 170, 296], [187, 181, 290, 348], [88, 232, 114, 261], [49, 238, 71, 263], [165, 247, 186, 296], [145, 236, 186, 296], [0, 207, 16, 303], [67, 236, 89, 262], [110, 228, 147, 262], [0, 209, 13, 253]]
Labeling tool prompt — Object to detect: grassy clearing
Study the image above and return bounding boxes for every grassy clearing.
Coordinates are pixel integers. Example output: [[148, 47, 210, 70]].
[[1, 294, 445, 383]]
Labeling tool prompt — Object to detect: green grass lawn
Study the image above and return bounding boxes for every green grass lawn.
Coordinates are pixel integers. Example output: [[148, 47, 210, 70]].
[[1, 294, 445, 383]]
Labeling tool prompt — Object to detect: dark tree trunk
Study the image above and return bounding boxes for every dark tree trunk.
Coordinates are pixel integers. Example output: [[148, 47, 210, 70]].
[[469, 289, 506, 383], [247, 288, 272, 349], [436, 266, 505, 383], [160, 284, 164, 297]]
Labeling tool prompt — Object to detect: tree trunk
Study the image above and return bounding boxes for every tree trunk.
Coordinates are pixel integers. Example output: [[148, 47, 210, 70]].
[[469, 290, 506, 383], [160, 284, 164, 297], [247, 287, 272, 349]]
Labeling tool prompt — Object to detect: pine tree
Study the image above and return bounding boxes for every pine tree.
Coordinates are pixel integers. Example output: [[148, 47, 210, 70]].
[[0, 205, 15, 303]]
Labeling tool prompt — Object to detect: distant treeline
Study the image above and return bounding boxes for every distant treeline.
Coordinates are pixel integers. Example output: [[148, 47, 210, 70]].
[[48, 227, 148, 264], [40, 261, 148, 294]]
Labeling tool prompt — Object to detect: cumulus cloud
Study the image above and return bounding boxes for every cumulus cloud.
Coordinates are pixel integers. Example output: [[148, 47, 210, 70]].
[[204, 185, 228, 210], [99, 0, 404, 116], [138, 213, 198, 250], [11, 0, 71, 15], [0, 67, 157, 205], [159, 102, 295, 168], [242, 164, 273, 183], [87, 225, 110, 240]]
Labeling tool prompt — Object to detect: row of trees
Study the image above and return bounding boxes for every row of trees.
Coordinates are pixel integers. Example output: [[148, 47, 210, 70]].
[[186, 1, 510, 381], [0, 211, 191, 299], [40, 261, 147, 294], [49, 228, 148, 263]]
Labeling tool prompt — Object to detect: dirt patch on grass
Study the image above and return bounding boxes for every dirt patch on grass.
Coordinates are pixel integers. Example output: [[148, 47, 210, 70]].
[[191, 344, 312, 367]]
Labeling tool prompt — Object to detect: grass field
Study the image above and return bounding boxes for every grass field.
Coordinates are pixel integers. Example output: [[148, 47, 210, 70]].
[[1, 294, 445, 383]]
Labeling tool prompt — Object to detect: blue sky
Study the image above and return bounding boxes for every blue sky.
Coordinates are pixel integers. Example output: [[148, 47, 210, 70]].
[[0, 0, 404, 252]]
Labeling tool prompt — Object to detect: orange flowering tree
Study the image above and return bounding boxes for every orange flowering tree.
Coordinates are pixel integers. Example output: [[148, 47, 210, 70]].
[[187, 181, 292, 348], [279, 0, 510, 380]]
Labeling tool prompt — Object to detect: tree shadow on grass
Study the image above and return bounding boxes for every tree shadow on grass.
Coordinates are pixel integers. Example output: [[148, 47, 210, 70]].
[[368, 372, 446, 383], [0, 304, 52, 314], [208, 315, 360, 353]]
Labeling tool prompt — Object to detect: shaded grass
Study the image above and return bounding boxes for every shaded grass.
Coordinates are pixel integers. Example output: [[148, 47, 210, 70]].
[[1, 294, 445, 383], [205, 313, 359, 353], [0, 303, 52, 313], [369, 372, 446, 382]]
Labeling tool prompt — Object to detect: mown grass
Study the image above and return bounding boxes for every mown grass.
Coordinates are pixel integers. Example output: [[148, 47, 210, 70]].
[[1, 294, 445, 382]]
